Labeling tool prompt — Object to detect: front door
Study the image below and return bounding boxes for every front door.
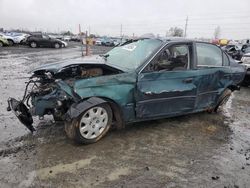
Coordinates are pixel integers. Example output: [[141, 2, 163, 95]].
[[136, 43, 197, 119]]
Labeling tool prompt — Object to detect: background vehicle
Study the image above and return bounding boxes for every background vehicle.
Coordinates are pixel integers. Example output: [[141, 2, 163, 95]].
[[8, 39, 246, 144], [101, 38, 115, 46], [63, 35, 71, 41], [26, 34, 65, 48], [70, 35, 81, 42], [0, 36, 9, 47], [221, 44, 242, 60], [242, 44, 250, 53], [241, 52, 250, 86], [0, 33, 17, 46], [95, 38, 102, 45]]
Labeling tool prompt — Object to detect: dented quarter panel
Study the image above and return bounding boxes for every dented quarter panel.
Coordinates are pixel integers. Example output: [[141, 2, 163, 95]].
[[195, 67, 233, 110], [73, 72, 137, 122]]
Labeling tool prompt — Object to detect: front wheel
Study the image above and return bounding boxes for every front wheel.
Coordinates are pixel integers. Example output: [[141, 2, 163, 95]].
[[30, 41, 37, 48], [65, 103, 113, 144], [7, 39, 14, 46]]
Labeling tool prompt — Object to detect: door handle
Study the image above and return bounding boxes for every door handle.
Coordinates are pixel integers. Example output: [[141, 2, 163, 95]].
[[183, 78, 193, 83], [223, 75, 231, 79]]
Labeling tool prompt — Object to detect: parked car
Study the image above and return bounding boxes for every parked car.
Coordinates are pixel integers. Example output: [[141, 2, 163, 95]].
[[63, 35, 71, 41], [242, 44, 250, 53], [70, 35, 81, 42], [0, 33, 19, 46], [241, 52, 250, 86], [7, 38, 246, 144], [0, 36, 9, 47], [221, 44, 242, 60], [101, 38, 115, 46], [7, 32, 29, 44], [26, 34, 65, 48], [95, 38, 102, 46]]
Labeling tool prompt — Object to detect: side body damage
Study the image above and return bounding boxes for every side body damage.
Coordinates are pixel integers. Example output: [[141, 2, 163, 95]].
[[7, 39, 246, 143]]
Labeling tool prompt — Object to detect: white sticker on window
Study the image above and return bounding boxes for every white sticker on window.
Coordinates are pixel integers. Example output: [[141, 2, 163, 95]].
[[122, 45, 137, 51]]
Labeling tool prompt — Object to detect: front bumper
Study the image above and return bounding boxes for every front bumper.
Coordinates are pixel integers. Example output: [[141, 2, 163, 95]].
[[7, 98, 35, 132]]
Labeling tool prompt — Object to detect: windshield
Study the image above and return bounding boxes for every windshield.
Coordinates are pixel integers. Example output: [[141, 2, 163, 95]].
[[104, 39, 163, 71]]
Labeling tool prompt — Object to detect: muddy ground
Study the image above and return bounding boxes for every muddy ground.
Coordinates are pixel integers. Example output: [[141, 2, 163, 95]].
[[0, 43, 250, 188]]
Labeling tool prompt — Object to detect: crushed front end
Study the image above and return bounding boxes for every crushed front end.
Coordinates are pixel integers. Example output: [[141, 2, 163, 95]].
[[7, 70, 76, 132], [7, 59, 123, 132]]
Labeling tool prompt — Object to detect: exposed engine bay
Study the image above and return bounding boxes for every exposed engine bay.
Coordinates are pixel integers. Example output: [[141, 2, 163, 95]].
[[7, 63, 123, 132], [32, 64, 122, 83]]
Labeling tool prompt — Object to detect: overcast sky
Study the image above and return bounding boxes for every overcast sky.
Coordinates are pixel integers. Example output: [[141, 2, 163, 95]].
[[0, 0, 249, 39]]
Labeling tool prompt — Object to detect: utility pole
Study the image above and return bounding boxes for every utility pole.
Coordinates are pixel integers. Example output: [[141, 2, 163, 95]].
[[85, 30, 89, 56], [120, 24, 123, 38], [184, 16, 188, 38]]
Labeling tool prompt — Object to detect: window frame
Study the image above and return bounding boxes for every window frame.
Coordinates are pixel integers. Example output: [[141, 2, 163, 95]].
[[140, 42, 193, 73], [222, 51, 230, 66]]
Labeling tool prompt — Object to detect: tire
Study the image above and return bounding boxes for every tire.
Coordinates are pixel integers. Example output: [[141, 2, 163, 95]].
[[54, 43, 60, 49], [61, 44, 65, 48], [7, 39, 14, 46], [0, 41, 3, 47], [214, 88, 232, 112], [65, 103, 113, 144], [30, 41, 37, 48]]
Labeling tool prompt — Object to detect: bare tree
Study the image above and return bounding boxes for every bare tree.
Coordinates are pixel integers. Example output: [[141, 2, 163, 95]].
[[167, 27, 184, 37], [214, 26, 221, 39]]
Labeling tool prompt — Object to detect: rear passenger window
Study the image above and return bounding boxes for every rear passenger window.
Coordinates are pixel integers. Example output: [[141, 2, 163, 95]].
[[196, 43, 222, 66]]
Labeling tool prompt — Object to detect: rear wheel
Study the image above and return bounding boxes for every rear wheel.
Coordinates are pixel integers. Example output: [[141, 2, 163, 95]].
[[54, 43, 60, 49], [30, 41, 37, 48], [65, 103, 112, 144], [0, 41, 3, 47]]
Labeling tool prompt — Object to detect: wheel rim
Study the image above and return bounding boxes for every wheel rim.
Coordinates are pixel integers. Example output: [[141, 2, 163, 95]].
[[55, 43, 60, 48], [0, 42, 3, 47], [79, 107, 108, 139], [31, 42, 36, 48]]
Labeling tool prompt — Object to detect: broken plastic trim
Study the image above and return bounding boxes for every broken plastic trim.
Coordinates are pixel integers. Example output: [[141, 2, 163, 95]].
[[7, 97, 35, 132]]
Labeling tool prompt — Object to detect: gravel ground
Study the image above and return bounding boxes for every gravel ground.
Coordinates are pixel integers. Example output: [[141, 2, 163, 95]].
[[0, 42, 250, 188]]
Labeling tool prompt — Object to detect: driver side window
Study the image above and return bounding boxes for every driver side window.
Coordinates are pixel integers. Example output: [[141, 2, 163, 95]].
[[145, 44, 190, 72]]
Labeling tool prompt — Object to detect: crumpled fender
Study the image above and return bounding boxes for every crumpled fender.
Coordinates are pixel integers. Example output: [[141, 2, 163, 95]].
[[65, 97, 108, 120]]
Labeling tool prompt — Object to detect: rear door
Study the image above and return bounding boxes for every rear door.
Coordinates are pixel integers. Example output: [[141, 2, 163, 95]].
[[41, 35, 51, 47], [135, 42, 198, 119], [194, 42, 231, 110]]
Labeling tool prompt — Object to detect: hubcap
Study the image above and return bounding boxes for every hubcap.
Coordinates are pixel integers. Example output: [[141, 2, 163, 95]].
[[79, 107, 108, 139], [31, 42, 36, 48], [55, 43, 60, 48]]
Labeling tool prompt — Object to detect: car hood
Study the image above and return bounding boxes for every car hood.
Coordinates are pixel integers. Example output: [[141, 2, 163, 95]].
[[32, 55, 125, 74]]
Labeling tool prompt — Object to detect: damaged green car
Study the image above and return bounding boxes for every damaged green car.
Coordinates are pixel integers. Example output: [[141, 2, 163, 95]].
[[7, 38, 246, 144]]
